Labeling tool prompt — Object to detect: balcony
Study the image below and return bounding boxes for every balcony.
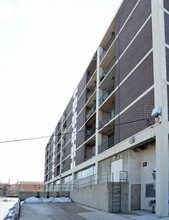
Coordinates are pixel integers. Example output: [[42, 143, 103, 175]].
[[85, 146, 95, 161], [61, 153, 66, 161], [62, 141, 65, 148], [87, 64, 97, 83], [86, 84, 96, 102], [58, 123, 61, 131], [99, 109, 115, 129], [57, 157, 60, 165], [56, 169, 60, 176], [100, 57, 115, 83], [100, 32, 115, 62], [58, 134, 61, 142], [61, 168, 65, 174], [98, 135, 114, 153], [99, 83, 115, 106], [86, 125, 96, 140], [57, 145, 61, 153], [62, 121, 67, 132], [86, 105, 96, 121]]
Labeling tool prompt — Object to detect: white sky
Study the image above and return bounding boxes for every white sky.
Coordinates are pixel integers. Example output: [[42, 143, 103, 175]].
[[0, 0, 122, 184]]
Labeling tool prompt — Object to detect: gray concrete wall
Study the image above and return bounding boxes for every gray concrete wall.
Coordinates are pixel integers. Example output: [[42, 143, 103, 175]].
[[70, 183, 110, 212], [19, 191, 70, 201], [70, 182, 129, 213]]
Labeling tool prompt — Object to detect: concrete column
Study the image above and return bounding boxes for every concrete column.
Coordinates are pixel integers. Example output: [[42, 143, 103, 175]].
[[152, 0, 168, 217], [156, 126, 168, 217], [95, 46, 102, 157], [95, 161, 99, 184], [94, 46, 102, 184]]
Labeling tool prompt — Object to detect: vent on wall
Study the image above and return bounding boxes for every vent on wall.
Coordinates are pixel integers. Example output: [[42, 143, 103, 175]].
[[146, 184, 156, 197]]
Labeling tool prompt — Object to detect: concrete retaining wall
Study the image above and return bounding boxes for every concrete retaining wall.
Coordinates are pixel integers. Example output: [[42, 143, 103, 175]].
[[70, 182, 111, 212], [70, 182, 129, 213], [19, 191, 70, 201]]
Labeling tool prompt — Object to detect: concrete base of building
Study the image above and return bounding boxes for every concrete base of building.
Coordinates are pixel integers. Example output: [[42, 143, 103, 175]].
[[70, 182, 129, 213]]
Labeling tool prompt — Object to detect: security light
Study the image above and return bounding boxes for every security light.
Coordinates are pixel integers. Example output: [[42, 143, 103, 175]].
[[151, 106, 162, 117]]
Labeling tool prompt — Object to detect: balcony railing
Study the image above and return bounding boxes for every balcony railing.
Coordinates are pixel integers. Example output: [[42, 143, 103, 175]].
[[56, 170, 60, 176], [99, 83, 115, 106], [62, 141, 65, 148], [62, 154, 66, 161], [58, 123, 61, 131], [61, 168, 65, 174], [86, 84, 96, 102], [57, 146, 61, 153], [62, 121, 67, 132], [57, 157, 60, 164], [58, 134, 61, 142], [86, 105, 96, 121], [85, 147, 95, 161], [86, 125, 96, 140], [100, 32, 115, 62], [99, 57, 115, 83], [99, 109, 115, 129], [98, 135, 114, 153], [87, 65, 97, 83]]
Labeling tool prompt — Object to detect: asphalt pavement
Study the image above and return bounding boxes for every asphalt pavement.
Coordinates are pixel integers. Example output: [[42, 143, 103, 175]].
[[19, 202, 129, 220]]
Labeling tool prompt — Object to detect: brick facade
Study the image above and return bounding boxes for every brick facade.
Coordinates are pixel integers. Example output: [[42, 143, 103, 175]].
[[76, 145, 85, 166], [76, 125, 85, 149], [115, 0, 139, 33], [164, 0, 169, 12], [115, 89, 154, 144], [117, 0, 151, 58], [115, 52, 154, 114], [77, 89, 86, 114], [166, 48, 169, 82], [77, 72, 86, 99], [115, 18, 152, 86]]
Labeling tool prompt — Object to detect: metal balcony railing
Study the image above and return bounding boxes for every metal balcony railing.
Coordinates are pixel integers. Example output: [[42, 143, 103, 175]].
[[99, 109, 115, 129], [58, 134, 61, 141], [57, 146, 61, 153], [62, 122, 67, 132], [62, 142, 65, 148], [86, 125, 96, 140], [98, 135, 115, 153], [100, 32, 115, 62], [99, 57, 115, 83], [61, 168, 65, 174], [87, 65, 97, 83], [58, 123, 61, 131], [99, 83, 115, 106], [86, 84, 96, 102], [62, 154, 66, 161], [57, 158, 60, 164], [85, 147, 95, 161], [56, 170, 60, 176], [86, 105, 96, 121]]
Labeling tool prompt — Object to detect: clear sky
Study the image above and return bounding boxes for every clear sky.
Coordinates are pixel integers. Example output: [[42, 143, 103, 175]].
[[0, 0, 122, 183]]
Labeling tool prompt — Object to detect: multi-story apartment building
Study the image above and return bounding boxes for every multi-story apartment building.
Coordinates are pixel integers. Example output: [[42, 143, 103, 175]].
[[44, 0, 169, 217]]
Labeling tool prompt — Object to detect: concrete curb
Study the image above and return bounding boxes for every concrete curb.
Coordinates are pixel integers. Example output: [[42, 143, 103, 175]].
[[14, 199, 20, 220]]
